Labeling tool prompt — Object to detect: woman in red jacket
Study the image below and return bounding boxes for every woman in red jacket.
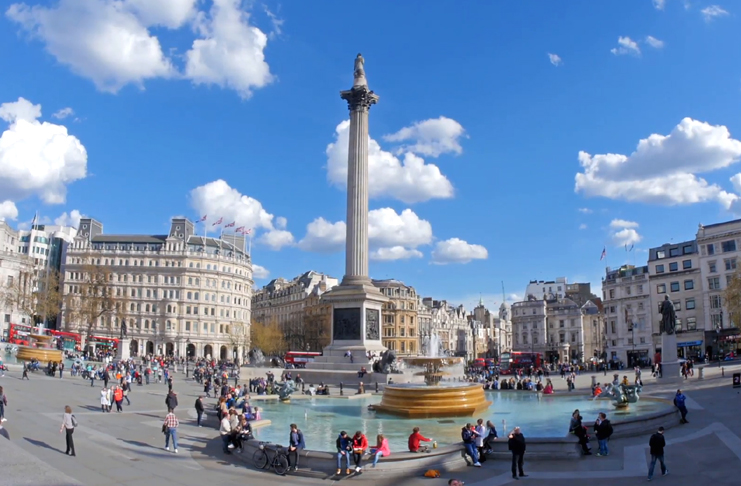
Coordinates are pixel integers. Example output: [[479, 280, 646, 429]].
[[351, 430, 368, 472]]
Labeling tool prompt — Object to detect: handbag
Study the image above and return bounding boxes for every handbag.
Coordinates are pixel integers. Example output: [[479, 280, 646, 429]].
[[162, 423, 169, 434]]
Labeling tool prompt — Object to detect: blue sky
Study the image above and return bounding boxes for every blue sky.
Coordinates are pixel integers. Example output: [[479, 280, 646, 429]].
[[1, 0, 741, 310]]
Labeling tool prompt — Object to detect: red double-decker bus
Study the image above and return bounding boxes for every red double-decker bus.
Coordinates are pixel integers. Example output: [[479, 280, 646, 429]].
[[8, 323, 50, 346], [49, 330, 82, 351], [499, 351, 543, 374], [284, 351, 322, 368]]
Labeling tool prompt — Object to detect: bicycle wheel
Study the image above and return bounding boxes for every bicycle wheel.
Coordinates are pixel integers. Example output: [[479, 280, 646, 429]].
[[252, 449, 269, 469], [272, 454, 289, 475]]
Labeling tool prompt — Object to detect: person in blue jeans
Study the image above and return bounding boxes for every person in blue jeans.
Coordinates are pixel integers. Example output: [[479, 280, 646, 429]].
[[674, 389, 688, 424], [647, 427, 667, 480], [163, 409, 179, 453], [335, 431, 352, 474], [461, 423, 481, 467], [594, 412, 613, 456]]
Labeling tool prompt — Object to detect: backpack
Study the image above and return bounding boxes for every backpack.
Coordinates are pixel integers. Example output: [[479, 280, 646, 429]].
[[71, 415, 78, 428], [424, 469, 441, 478]]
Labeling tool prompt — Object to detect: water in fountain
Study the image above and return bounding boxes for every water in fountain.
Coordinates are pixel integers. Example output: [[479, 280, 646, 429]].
[[427, 333, 441, 357]]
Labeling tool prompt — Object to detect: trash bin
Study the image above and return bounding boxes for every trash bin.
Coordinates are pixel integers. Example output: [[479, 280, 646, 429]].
[[733, 373, 740, 388]]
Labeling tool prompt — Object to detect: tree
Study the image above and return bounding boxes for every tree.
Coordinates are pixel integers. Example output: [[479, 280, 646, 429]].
[[63, 263, 117, 341], [250, 317, 286, 356], [1, 268, 63, 326], [722, 268, 741, 328]]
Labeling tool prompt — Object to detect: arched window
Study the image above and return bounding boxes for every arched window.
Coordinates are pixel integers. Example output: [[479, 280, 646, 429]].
[[130, 303, 135, 312], [194, 292, 199, 300], [167, 305, 172, 313], [187, 292, 192, 300], [145, 319, 150, 329], [136, 304, 141, 312], [166, 320, 172, 330]]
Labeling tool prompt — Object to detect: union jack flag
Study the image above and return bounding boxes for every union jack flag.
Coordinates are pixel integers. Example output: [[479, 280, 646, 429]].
[[199, 215, 207, 222], [600, 246, 606, 261], [239, 228, 252, 235], [212, 217, 223, 226], [235, 226, 244, 233], [224, 221, 235, 228]]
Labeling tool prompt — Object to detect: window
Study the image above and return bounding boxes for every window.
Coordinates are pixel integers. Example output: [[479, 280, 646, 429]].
[[637, 284, 644, 294], [669, 247, 680, 257], [657, 284, 666, 294], [609, 306, 616, 313], [709, 262, 717, 273], [571, 333, 576, 343], [725, 258, 737, 271], [708, 277, 721, 290], [657, 250, 666, 259], [656, 264, 665, 274], [185, 322, 191, 331], [722, 240, 737, 253], [684, 280, 694, 290], [710, 294, 722, 309], [559, 333, 565, 343], [683, 245, 693, 254], [610, 321, 616, 333], [707, 244, 715, 255], [669, 262, 678, 272], [626, 286, 631, 295], [609, 289, 615, 298], [638, 302, 644, 311], [686, 298, 696, 310], [711, 313, 723, 329], [682, 260, 692, 270], [559, 320, 565, 328]]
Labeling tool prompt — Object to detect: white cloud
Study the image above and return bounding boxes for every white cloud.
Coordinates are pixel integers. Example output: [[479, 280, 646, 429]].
[[430, 238, 488, 265], [52, 107, 74, 119], [327, 120, 454, 204], [653, 0, 666, 10], [299, 208, 433, 260], [610, 219, 642, 247], [0, 97, 87, 205], [701, 5, 729, 21], [124, 0, 197, 28], [548, 53, 562, 66], [609, 219, 639, 229], [579, 223, 588, 230], [274, 216, 287, 230], [252, 264, 269, 279], [578, 207, 593, 214], [610, 36, 641, 56], [370, 247, 423, 261], [0, 200, 19, 221], [7, 0, 176, 93], [184, 0, 273, 100], [646, 36, 665, 49], [54, 209, 84, 228], [189, 179, 293, 244], [297, 217, 345, 253], [575, 118, 741, 208], [382, 116, 467, 157], [258, 229, 294, 250]]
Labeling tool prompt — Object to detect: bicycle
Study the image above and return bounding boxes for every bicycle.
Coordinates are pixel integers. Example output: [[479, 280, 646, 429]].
[[252, 442, 290, 475]]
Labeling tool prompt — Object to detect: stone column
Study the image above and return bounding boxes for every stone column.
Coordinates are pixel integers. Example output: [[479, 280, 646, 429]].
[[340, 70, 378, 286]]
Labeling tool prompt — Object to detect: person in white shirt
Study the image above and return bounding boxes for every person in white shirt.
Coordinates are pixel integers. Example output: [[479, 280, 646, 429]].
[[475, 419, 487, 463], [308, 385, 316, 396], [220, 414, 232, 455]]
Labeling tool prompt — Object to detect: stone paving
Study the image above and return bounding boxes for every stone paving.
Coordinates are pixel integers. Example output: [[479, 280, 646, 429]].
[[0, 362, 740, 485]]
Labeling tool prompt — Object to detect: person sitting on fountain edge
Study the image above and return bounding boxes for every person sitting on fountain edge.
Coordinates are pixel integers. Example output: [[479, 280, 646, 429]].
[[461, 423, 482, 467], [408, 427, 432, 453]]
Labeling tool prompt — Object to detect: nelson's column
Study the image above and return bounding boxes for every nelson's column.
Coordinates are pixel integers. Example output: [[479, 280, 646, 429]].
[[309, 54, 389, 371]]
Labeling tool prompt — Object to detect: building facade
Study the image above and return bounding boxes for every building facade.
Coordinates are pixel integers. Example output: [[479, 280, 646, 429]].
[[602, 265, 652, 367], [648, 241, 705, 360], [697, 220, 741, 358], [512, 298, 547, 356], [374, 279, 418, 356], [1, 221, 33, 336], [420, 298, 471, 357], [61, 217, 253, 361], [525, 278, 568, 301], [251, 271, 339, 351]]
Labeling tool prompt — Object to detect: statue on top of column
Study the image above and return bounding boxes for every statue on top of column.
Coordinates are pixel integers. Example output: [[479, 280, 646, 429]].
[[659, 295, 676, 335], [353, 53, 367, 87]]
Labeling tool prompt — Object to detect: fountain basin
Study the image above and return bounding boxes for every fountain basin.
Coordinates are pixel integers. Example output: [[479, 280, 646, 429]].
[[15, 333, 63, 362], [374, 382, 491, 418]]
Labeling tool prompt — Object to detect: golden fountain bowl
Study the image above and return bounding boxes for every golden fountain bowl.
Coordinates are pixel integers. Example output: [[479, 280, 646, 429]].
[[374, 383, 491, 418], [30, 334, 53, 343], [16, 346, 63, 362]]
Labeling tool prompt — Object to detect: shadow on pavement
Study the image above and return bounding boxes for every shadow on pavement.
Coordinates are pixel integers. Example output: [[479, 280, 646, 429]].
[[24, 437, 65, 454]]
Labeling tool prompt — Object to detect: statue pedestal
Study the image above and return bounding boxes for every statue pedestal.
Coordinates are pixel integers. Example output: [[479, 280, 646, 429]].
[[659, 333, 681, 381], [116, 338, 131, 361]]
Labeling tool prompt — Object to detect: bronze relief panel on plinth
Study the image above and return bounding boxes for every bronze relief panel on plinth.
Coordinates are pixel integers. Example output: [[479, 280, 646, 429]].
[[333, 308, 361, 340], [365, 308, 380, 340]]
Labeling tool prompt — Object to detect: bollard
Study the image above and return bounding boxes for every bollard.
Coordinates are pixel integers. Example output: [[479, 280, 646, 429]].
[[375, 381, 379, 393], [340, 382, 344, 396], [591, 376, 596, 387], [722, 367, 725, 377], [699, 367, 704, 380]]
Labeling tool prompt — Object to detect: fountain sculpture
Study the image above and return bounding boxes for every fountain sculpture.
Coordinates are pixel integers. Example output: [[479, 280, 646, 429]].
[[16, 333, 63, 362], [594, 376, 642, 409], [373, 355, 491, 418], [276, 379, 297, 402]]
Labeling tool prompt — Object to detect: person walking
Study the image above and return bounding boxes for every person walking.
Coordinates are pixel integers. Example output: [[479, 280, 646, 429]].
[[594, 412, 613, 456], [58, 362, 64, 379], [21, 363, 29, 380], [100, 386, 110, 413], [113, 386, 124, 412], [195, 395, 205, 427], [59, 405, 76, 456], [163, 408, 179, 453], [0, 386, 7, 424], [287, 423, 306, 471], [674, 389, 688, 424], [165, 390, 178, 411], [647, 426, 668, 480], [508, 427, 527, 480]]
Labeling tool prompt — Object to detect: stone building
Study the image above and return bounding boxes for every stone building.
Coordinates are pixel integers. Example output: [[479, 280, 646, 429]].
[[496, 302, 514, 355], [525, 278, 568, 300], [470, 299, 510, 359], [251, 271, 339, 351], [420, 298, 471, 357], [512, 298, 547, 356], [602, 265, 652, 367], [374, 279, 419, 356], [1, 221, 33, 335], [302, 279, 335, 352], [696, 220, 741, 358], [648, 241, 705, 360], [60, 217, 253, 360]]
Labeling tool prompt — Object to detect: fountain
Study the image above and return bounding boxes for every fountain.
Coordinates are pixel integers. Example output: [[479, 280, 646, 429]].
[[372, 337, 491, 418], [16, 333, 63, 362]]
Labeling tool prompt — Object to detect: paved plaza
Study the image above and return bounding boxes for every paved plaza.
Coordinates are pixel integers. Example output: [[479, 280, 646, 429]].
[[1, 364, 741, 486]]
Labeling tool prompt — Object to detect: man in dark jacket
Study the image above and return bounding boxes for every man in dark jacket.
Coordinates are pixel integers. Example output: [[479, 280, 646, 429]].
[[335, 431, 352, 475], [461, 423, 481, 467], [647, 427, 668, 480], [195, 395, 204, 427], [165, 390, 178, 411], [594, 412, 613, 456], [508, 427, 527, 480]]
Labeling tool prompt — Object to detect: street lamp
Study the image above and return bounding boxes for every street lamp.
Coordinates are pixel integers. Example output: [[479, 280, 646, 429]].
[[185, 338, 191, 377]]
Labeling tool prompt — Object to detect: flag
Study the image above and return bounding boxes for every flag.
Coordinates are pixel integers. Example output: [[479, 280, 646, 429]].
[[600, 246, 606, 261], [224, 221, 235, 228], [243, 228, 252, 235], [199, 215, 207, 222], [629, 244, 634, 251], [212, 217, 223, 226], [31, 212, 37, 228], [235, 226, 244, 233]]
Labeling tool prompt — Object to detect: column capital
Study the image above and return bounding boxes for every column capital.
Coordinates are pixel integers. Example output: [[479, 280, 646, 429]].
[[340, 86, 379, 112]]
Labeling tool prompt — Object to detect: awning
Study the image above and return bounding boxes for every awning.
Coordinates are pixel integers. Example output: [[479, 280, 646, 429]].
[[677, 341, 703, 347]]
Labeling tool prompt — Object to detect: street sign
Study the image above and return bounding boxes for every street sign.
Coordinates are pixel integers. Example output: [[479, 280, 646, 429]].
[[733, 373, 740, 388]]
